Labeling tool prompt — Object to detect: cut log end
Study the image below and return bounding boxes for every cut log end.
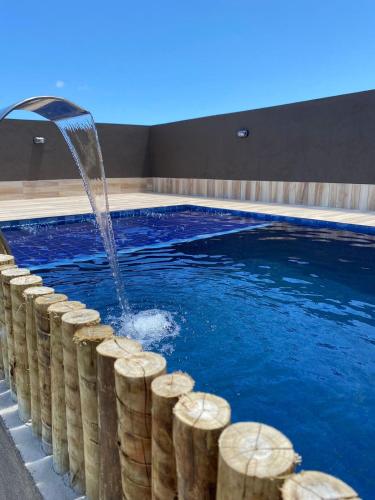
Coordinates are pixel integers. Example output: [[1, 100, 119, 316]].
[[219, 422, 298, 479], [23, 286, 54, 299], [96, 336, 142, 359], [48, 300, 85, 316], [0, 254, 15, 266], [1, 268, 30, 281], [74, 324, 114, 344], [62, 308, 100, 327], [217, 422, 299, 500], [0, 264, 16, 274], [35, 293, 68, 312], [151, 371, 195, 399], [281, 471, 359, 500], [114, 351, 166, 379], [10, 275, 42, 288], [174, 392, 231, 430]]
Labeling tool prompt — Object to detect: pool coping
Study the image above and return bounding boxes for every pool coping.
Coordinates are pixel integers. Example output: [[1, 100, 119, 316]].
[[1, 203, 375, 235]]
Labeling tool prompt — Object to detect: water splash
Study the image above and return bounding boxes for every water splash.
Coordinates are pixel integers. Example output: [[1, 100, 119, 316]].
[[115, 309, 180, 349], [55, 113, 128, 312]]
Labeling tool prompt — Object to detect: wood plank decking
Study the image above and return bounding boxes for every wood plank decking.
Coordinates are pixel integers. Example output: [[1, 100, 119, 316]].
[[0, 192, 374, 228]]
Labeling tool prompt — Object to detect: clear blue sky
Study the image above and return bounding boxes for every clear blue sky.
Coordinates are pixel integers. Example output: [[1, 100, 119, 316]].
[[1, 0, 374, 124]]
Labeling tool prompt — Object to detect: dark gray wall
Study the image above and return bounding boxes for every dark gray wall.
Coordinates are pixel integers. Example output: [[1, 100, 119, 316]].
[[149, 90, 375, 184], [1, 90, 374, 184], [0, 119, 150, 181]]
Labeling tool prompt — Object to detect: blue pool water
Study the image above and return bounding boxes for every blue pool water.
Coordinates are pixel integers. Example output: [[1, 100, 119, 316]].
[[1, 207, 268, 268], [2, 208, 374, 497]]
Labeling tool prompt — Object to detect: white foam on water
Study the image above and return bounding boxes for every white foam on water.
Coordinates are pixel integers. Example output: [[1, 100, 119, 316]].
[[116, 309, 180, 350]]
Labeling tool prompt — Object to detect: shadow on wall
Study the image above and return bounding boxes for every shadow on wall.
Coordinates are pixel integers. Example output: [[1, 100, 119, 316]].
[[29, 141, 44, 180]]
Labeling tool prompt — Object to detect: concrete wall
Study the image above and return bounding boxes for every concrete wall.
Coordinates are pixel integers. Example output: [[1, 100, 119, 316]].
[[149, 90, 375, 184], [0, 119, 150, 181], [0, 90, 374, 184]]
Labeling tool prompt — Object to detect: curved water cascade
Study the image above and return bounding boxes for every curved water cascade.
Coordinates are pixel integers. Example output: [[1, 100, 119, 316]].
[[0, 97, 127, 311]]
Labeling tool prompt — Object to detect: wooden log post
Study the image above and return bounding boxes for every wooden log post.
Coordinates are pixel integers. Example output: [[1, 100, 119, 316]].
[[73, 324, 114, 500], [24, 286, 54, 437], [35, 293, 68, 454], [217, 422, 299, 500], [0, 256, 16, 383], [0, 335, 3, 380], [173, 391, 231, 500], [0, 255, 14, 267], [1, 267, 30, 400], [96, 336, 142, 500], [10, 275, 42, 422], [115, 352, 167, 500], [61, 309, 101, 494], [282, 471, 359, 500], [151, 372, 195, 500], [48, 300, 86, 475]]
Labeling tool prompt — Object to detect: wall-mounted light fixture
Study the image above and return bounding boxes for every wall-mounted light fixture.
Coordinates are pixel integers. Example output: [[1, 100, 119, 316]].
[[33, 136, 46, 144], [236, 128, 249, 138]]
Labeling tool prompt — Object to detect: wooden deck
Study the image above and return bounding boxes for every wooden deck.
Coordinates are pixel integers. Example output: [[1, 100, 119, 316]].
[[0, 192, 375, 227]]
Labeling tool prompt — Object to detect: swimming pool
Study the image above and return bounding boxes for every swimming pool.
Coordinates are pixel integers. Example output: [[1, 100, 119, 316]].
[[2, 206, 374, 497]]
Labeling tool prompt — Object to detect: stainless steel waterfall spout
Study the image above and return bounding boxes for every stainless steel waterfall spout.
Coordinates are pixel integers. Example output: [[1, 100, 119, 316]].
[[0, 96, 90, 255], [0, 96, 88, 122]]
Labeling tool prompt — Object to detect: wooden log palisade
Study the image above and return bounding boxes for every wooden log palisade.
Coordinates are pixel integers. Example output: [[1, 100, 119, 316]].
[[1, 266, 30, 400], [10, 274, 42, 422], [0, 249, 360, 500], [115, 352, 167, 500], [61, 308, 100, 494], [74, 324, 114, 500], [96, 336, 142, 500], [151, 372, 195, 500], [49, 300, 86, 475], [35, 293, 68, 454], [0, 254, 16, 383], [24, 285, 55, 437], [173, 391, 231, 499]]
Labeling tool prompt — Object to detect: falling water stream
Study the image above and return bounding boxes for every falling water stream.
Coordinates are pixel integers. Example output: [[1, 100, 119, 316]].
[[55, 113, 128, 312]]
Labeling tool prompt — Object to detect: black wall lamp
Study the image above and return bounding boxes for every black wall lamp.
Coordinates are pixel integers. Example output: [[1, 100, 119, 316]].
[[236, 128, 249, 138]]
